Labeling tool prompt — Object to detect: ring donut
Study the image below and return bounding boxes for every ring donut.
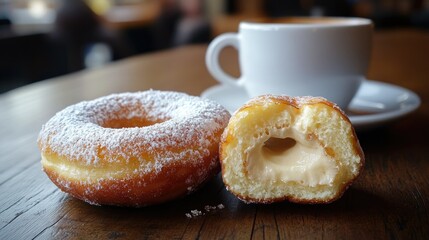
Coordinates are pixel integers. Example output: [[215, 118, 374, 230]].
[[38, 90, 230, 207]]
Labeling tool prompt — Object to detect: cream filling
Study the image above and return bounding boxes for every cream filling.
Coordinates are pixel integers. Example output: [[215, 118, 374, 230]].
[[246, 128, 338, 187]]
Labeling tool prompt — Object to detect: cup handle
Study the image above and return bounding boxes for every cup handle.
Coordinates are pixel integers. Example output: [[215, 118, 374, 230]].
[[205, 33, 243, 87]]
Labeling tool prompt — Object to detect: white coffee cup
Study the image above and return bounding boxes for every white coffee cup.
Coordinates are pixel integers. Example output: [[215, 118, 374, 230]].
[[206, 17, 373, 109]]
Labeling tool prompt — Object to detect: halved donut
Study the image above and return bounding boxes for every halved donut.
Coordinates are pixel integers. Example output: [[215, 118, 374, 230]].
[[220, 95, 364, 204]]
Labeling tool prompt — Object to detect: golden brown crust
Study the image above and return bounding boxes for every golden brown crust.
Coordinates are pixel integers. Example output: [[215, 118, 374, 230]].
[[220, 95, 365, 204], [42, 152, 220, 207]]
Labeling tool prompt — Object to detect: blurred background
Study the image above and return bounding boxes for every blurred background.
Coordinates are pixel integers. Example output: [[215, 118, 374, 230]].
[[1, 0, 428, 93]]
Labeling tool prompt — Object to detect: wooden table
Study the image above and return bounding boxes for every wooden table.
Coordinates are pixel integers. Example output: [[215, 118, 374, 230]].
[[1, 29, 428, 239]]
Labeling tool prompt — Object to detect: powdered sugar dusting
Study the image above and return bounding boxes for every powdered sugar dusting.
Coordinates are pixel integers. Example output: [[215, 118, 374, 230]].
[[185, 204, 225, 218], [38, 90, 230, 178]]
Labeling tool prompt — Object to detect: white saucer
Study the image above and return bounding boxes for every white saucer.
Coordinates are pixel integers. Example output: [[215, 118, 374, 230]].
[[201, 80, 421, 130]]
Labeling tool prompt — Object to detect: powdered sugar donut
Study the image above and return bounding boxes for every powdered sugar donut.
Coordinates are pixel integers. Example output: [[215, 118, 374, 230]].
[[38, 90, 230, 207]]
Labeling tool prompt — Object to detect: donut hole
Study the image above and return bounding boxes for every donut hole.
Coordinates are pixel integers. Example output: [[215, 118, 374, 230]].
[[263, 137, 297, 155], [101, 117, 168, 129]]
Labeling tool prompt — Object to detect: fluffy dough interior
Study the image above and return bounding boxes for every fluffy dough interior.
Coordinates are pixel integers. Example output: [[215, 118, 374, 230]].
[[220, 97, 363, 203]]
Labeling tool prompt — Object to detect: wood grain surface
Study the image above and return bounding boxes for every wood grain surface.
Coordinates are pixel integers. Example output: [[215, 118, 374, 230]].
[[0, 29, 428, 239]]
